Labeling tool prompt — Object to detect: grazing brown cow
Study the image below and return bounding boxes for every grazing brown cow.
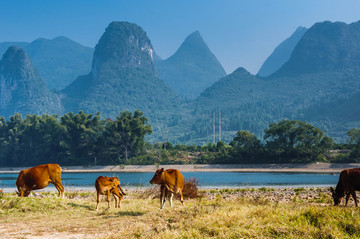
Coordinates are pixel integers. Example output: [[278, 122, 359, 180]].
[[330, 168, 360, 206], [16, 164, 64, 197], [150, 168, 184, 209], [95, 176, 126, 211]]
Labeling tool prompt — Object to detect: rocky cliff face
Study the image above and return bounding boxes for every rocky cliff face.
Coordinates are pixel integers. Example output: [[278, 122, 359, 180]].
[[0, 46, 62, 117], [91, 21, 156, 79]]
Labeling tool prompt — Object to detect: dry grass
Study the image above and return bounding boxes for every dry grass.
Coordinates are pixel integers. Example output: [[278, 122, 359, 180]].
[[1, 188, 360, 238]]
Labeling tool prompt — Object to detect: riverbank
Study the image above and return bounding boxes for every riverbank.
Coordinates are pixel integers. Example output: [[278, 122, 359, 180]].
[[1, 163, 360, 174]]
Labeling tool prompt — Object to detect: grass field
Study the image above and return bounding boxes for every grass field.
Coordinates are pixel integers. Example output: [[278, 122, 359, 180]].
[[1, 188, 360, 238]]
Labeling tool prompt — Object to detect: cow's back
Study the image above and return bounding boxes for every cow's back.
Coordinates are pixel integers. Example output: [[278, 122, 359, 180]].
[[165, 169, 184, 190], [95, 176, 117, 194], [341, 168, 360, 191], [47, 164, 62, 178]]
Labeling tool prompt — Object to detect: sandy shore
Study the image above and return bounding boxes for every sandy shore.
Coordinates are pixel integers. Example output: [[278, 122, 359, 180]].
[[1, 163, 360, 174]]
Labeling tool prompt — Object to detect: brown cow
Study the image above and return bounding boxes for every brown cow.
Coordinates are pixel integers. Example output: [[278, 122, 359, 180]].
[[95, 176, 126, 211], [16, 164, 64, 197], [150, 168, 184, 209], [330, 168, 360, 206]]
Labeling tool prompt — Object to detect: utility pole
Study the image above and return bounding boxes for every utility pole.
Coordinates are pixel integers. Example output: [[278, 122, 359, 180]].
[[213, 112, 216, 144], [219, 111, 222, 142], [163, 129, 168, 150]]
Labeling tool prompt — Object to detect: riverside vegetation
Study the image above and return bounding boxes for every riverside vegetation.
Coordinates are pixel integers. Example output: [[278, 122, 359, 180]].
[[1, 111, 360, 167], [1, 187, 359, 238]]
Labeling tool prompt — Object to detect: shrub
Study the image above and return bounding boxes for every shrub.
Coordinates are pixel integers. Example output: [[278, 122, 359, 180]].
[[182, 177, 203, 199]]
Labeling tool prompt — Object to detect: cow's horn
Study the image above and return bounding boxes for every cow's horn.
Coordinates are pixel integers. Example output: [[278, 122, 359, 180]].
[[15, 190, 19, 195]]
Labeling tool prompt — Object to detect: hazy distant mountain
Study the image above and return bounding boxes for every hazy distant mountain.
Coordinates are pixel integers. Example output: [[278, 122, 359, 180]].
[[156, 31, 226, 99], [0, 46, 62, 117], [0, 37, 93, 90], [188, 20, 360, 143], [0, 42, 29, 56], [274, 20, 360, 77], [24, 37, 93, 90], [257, 27, 307, 77], [63, 22, 181, 125]]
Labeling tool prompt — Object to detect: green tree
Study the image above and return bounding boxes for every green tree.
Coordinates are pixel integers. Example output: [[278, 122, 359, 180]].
[[347, 128, 360, 160], [99, 110, 152, 164], [21, 114, 66, 165], [2, 114, 26, 166], [230, 130, 263, 163], [60, 111, 104, 165], [264, 120, 333, 163]]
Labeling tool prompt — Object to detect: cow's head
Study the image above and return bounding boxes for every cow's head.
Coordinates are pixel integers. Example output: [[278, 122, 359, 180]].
[[109, 177, 121, 187], [15, 187, 30, 197], [330, 187, 343, 206], [16, 170, 30, 197], [150, 168, 164, 184]]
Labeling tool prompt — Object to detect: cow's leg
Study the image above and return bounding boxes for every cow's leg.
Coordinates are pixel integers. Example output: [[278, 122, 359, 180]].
[[169, 192, 174, 207], [345, 193, 351, 206], [107, 191, 111, 209], [113, 194, 119, 208], [52, 180, 65, 198], [180, 189, 184, 206], [351, 191, 358, 207], [119, 195, 123, 208], [160, 185, 166, 209], [96, 192, 101, 211]]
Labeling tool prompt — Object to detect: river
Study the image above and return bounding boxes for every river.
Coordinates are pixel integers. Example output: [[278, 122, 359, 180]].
[[0, 171, 339, 193]]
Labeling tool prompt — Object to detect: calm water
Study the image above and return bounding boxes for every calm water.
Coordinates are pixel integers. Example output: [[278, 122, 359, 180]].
[[0, 171, 339, 192]]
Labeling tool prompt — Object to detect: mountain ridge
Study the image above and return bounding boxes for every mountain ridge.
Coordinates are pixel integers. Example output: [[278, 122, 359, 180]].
[[257, 26, 307, 77], [156, 31, 226, 99]]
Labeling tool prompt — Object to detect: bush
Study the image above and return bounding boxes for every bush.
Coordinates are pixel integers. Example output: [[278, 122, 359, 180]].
[[182, 177, 202, 198]]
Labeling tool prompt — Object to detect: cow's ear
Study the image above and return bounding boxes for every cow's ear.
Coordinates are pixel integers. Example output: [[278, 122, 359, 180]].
[[330, 187, 334, 193], [160, 168, 164, 173]]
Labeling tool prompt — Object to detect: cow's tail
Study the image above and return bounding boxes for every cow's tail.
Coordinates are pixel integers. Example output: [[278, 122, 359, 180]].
[[118, 185, 126, 195]]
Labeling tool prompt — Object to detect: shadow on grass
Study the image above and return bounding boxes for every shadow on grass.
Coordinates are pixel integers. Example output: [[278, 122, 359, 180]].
[[117, 210, 145, 216], [98, 210, 145, 218], [67, 202, 93, 210]]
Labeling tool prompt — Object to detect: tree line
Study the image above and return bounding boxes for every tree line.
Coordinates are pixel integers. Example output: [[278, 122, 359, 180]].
[[0, 111, 360, 167], [0, 111, 151, 166]]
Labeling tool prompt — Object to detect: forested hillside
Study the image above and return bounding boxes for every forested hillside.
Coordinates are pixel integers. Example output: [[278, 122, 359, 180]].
[[186, 20, 360, 144], [62, 22, 184, 141]]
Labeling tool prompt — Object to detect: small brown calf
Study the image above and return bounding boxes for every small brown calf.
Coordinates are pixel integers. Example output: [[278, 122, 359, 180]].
[[95, 176, 126, 210]]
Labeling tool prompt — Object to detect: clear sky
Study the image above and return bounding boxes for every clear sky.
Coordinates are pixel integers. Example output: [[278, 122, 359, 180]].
[[1, 0, 359, 74]]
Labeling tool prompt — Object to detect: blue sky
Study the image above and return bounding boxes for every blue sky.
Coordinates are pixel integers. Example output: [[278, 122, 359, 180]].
[[1, 0, 359, 74]]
